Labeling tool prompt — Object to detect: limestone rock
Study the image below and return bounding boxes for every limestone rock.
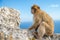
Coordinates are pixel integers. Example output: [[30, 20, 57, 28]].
[[0, 7, 20, 40], [0, 7, 33, 40]]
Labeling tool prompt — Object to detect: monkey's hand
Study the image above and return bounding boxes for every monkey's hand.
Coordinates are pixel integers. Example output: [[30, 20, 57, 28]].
[[28, 26, 34, 30], [28, 28, 32, 30]]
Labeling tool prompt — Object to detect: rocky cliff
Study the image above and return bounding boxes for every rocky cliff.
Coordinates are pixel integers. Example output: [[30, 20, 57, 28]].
[[0, 7, 34, 40]]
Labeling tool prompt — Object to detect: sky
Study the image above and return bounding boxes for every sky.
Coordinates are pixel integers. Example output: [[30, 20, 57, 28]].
[[0, 0, 60, 22]]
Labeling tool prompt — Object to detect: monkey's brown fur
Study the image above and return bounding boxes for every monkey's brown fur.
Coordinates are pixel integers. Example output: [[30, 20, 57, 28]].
[[29, 5, 54, 40]]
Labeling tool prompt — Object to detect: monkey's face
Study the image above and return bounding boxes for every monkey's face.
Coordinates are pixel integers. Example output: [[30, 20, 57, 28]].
[[31, 9, 35, 14], [31, 5, 40, 14], [31, 8, 38, 15]]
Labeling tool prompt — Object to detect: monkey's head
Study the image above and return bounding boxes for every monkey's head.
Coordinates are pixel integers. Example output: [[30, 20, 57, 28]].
[[31, 5, 40, 14]]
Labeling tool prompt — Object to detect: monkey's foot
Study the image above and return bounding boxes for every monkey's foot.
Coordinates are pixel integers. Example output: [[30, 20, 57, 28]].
[[32, 32, 39, 39]]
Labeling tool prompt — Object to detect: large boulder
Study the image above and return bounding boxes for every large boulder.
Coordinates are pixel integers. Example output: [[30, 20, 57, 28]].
[[0, 7, 33, 40], [0, 7, 21, 40]]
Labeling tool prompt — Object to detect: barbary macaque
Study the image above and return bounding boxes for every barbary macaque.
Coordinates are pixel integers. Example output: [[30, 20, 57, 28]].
[[29, 5, 54, 40]]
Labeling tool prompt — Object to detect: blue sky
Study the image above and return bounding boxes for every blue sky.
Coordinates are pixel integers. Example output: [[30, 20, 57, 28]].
[[0, 0, 60, 22]]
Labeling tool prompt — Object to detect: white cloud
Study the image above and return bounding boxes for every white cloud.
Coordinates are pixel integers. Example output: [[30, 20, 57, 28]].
[[49, 4, 59, 8]]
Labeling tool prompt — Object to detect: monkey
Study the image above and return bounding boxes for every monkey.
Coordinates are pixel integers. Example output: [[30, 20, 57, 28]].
[[28, 5, 54, 40]]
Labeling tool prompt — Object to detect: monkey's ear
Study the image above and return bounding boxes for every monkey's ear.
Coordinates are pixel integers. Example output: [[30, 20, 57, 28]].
[[37, 6, 40, 9]]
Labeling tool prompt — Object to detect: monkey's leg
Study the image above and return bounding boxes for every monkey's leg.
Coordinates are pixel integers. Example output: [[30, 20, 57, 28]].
[[32, 31, 39, 39], [42, 22, 54, 37], [37, 22, 46, 40]]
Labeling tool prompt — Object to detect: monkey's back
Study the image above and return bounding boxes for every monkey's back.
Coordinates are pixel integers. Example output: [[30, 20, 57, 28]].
[[42, 11, 54, 36]]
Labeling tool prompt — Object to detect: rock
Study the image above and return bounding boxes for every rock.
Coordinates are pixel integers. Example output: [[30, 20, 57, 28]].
[[0, 7, 20, 40], [0, 7, 33, 40]]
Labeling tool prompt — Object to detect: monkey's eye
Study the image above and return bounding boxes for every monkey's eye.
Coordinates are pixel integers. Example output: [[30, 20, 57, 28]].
[[34, 9, 37, 13], [31, 7, 36, 9], [37, 7, 40, 9]]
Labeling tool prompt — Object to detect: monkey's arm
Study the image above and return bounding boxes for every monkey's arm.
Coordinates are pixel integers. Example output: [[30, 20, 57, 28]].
[[29, 23, 37, 30], [29, 19, 40, 30]]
